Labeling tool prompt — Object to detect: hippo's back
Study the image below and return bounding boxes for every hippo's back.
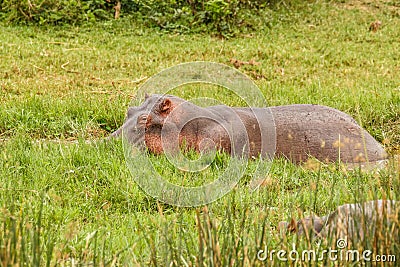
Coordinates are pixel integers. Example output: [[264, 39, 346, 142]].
[[269, 104, 387, 164]]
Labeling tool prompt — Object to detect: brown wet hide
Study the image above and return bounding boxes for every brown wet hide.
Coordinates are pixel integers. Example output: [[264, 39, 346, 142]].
[[177, 118, 230, 154], [144, 125, 163, 154], [145, 116, 233, 156]]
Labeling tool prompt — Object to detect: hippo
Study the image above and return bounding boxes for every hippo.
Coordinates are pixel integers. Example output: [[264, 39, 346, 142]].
[[279, 199, 399, 243], [111, 94, 387, 164]]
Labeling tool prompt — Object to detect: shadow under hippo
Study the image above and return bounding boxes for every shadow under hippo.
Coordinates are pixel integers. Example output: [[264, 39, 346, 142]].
[[110, 94, 387, 165]]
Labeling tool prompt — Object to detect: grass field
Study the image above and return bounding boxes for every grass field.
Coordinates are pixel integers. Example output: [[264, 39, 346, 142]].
[[0, 0, 399, 266]]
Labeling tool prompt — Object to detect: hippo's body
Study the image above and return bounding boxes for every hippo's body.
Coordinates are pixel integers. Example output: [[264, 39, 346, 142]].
[[279, 200, 399, 243], [111, 94, 387, 164]]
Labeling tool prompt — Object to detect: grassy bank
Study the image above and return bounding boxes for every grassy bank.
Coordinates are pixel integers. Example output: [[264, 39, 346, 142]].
[[0, 0, 399, 265]]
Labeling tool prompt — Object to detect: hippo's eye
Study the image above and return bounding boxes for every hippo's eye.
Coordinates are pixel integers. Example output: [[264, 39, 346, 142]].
[[137, 114, 148, 125]]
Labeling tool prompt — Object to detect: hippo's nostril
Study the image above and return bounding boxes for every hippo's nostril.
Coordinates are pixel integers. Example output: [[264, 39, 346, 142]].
[[145, 115, 152, 128]]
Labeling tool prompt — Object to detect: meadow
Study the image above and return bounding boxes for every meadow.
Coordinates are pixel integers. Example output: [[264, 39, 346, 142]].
[[0, 0, 399, 265]]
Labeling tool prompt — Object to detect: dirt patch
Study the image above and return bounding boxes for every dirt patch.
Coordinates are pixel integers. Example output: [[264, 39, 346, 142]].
[[338, 0, 400, 15]]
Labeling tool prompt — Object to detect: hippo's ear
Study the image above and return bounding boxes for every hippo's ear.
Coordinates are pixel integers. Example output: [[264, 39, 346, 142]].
[[287, 218, 297, 233], [159, 98, 173, 115], [145, 93, 150, 99], [314, 220, 324, 234]]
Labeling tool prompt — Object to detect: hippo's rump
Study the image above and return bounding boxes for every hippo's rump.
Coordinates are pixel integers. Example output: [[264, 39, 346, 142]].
[[270, 104, 387, 164]]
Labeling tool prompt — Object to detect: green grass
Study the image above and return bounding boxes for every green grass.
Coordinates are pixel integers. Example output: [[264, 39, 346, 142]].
[[0, 0, 399, 266]]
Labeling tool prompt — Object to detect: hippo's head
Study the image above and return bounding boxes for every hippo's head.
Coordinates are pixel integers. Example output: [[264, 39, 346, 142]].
[[278, 215, 326, 237], [110, 94, 186, 147]]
